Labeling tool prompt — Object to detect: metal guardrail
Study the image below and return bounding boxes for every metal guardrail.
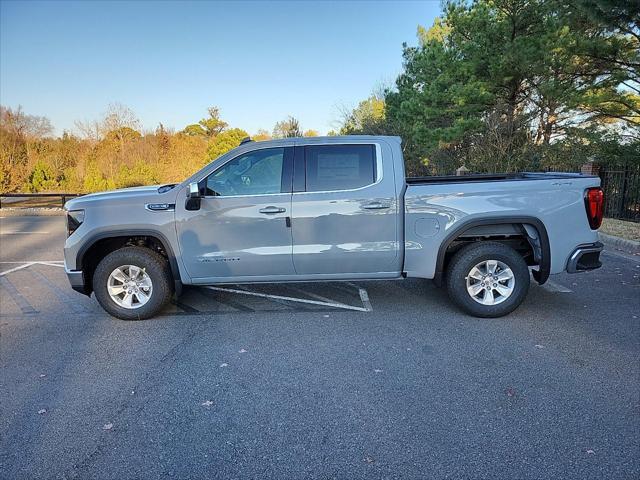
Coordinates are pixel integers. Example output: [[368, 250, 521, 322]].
[[0, 193, 82, 209]]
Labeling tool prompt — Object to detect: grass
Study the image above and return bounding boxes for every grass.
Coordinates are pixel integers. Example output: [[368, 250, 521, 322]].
[[600, 218, 640, 242]]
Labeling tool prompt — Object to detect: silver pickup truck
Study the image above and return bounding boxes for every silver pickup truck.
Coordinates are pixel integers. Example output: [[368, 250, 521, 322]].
[[63, 135, 604, 320]]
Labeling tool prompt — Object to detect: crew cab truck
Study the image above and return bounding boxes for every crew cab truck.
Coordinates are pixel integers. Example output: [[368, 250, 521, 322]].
[[63, 136, 604, 320]]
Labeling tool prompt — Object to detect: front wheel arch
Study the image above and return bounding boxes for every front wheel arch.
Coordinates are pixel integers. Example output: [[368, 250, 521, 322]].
[[76, 231, 182, 296]]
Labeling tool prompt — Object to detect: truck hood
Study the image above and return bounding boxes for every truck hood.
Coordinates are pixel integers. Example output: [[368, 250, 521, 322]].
[[64, 185, 177, 210]]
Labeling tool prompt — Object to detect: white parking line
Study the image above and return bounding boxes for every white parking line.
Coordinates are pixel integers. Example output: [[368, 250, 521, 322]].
[[205, 285, 371, 312], [358, 288, 373, 312], [0, 261, 64, 263], [38, 262, 65, 268], [286, 285, 361, 308], [0, 261, 64, 276], [345, 282, 373, 312], [0, 263, 34, 276]]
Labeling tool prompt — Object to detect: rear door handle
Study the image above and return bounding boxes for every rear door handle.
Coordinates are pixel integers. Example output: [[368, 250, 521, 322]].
[[259, 206, 286, 214], [362, 202, 390, 210]]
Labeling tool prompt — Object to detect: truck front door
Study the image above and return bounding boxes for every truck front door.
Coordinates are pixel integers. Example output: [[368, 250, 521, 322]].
[[176, 147, 294, 282]]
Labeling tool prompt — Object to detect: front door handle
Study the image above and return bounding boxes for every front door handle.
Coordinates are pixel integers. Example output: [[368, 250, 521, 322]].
[[362, 202, 390, 210], [259, 206, 286, 214]]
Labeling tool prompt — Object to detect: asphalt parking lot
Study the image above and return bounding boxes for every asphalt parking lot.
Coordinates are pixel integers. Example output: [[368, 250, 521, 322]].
[[1, 215, 639, 480]]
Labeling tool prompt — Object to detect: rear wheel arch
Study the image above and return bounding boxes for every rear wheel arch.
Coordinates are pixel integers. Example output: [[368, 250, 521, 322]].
[[434, 216, 550, 286]]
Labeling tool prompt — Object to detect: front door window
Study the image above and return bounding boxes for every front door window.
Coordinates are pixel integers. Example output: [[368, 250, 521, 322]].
[[206, 148, 285, 197]]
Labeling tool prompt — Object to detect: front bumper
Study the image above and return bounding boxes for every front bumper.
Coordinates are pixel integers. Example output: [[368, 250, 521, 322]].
[[65, 266, 89, 295], [566, 242, 603, 273]]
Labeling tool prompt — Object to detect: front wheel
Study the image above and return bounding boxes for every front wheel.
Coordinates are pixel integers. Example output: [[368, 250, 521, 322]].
[[93, 246, 173, 320], [446, 242, 530, 318]]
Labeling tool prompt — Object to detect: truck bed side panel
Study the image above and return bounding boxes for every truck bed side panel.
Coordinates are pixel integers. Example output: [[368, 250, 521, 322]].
[[403, 175, 601, 279]]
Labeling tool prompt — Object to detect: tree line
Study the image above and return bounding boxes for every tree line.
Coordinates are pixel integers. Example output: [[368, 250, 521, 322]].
[[0, 105, 319, 193], [1, 0, 638, 193]]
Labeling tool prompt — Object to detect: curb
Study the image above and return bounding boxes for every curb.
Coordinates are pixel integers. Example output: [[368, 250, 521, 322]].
[[599, 232, 640, 255]]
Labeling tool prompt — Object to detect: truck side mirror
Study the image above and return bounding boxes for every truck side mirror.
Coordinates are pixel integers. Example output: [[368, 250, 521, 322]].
[[187, 182, 201, 199], [185, 182, 202, 211]]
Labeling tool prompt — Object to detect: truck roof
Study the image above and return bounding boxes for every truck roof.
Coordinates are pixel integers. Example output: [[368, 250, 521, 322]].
[[243, 135, 401, 148]]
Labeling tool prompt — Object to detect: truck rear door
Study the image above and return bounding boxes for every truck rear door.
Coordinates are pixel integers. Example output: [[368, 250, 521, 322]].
[[290, 141, 400, 276]]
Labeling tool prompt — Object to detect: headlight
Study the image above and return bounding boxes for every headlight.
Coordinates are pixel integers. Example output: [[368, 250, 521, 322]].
[[66, 209, 85, 236]]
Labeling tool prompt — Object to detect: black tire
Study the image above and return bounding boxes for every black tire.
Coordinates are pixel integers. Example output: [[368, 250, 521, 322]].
[[446, 242, 530, 318], [93, 246, 173, 320]]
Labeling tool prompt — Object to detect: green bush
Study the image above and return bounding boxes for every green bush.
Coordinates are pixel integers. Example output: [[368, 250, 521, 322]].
[[24, 161, 60, 192]]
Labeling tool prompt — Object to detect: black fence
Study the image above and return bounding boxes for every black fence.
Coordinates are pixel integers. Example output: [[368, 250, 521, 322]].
[[544, 166, 639, 223], [599, 167, 640, 223], [0, 193, 82, 209]]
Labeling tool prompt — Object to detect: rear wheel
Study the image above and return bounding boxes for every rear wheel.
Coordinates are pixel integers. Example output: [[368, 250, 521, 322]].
[[446, 242, 530, 318], [93, 246, 172, 320]]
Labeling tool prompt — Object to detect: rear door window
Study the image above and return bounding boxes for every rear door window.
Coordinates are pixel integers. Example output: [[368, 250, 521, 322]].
[[304, 145, 376, 192]]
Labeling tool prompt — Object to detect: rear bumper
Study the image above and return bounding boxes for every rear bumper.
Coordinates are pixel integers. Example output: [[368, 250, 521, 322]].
[[65, 267, 89, 295], [566, 242, 603, 273]]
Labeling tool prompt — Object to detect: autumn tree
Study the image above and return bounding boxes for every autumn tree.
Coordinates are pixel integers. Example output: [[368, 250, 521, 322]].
[[253, 129, 272, 141], [273, 116, 302, 138], [181, 106, 228, 138], [339, 94, 386, 135], [181, 124, 207, 137], [207, 128, 249, 161], [0, 106, 54, 190], [0, 105, 53, 139], [199, 106, 228, 137]]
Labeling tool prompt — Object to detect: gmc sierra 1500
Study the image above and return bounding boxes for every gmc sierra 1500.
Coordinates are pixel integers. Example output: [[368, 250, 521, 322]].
[[63, 136, 604, 319]]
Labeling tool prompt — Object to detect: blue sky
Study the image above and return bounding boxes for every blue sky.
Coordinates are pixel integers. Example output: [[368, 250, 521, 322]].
[[0, 0, 440, 135]]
